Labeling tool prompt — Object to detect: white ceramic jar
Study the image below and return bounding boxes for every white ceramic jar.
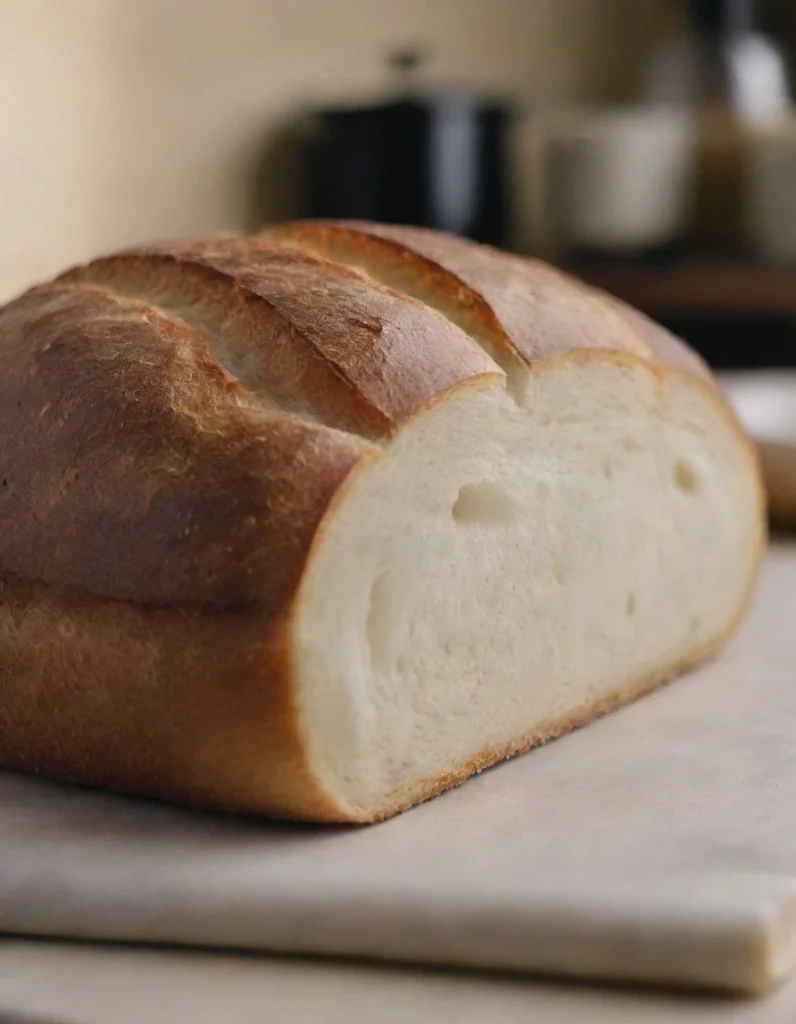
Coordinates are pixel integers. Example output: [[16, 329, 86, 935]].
[[746, 118, 796, 264], [544, 107, 697, 254]]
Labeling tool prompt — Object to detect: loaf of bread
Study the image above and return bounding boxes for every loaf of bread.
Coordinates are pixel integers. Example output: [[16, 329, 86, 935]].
[[0, 222, 764, 822]]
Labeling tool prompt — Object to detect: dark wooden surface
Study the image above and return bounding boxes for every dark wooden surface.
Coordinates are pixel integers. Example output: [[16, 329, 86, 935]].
[[566, 260, 796, 318], [562, 259, 796, 370]]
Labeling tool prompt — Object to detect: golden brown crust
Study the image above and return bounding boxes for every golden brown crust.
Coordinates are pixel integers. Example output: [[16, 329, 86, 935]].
[[264, 220, 718, 388], [0, 574, 340, 820], [2, 235, 500, 613], [63, 240, 496, 438], [0, 222, 766, 821], [0, 282, 372, 614], [265, 221, 655, 364], [594, 290, 714, 382]]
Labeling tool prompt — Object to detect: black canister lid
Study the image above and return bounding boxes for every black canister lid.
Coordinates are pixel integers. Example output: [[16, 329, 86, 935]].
[[688, 0, 756, 33]]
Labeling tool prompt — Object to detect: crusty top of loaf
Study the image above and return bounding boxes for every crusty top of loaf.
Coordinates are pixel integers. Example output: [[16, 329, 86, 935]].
[[0, 222, 711, 615], [263, 221, 711, 381]]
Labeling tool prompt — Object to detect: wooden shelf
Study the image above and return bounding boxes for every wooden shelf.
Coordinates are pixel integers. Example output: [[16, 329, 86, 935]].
[[565, 260, 796, 319]]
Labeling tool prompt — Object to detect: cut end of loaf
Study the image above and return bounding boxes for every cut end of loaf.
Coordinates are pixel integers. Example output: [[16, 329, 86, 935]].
[[292, 351, 764, 822]]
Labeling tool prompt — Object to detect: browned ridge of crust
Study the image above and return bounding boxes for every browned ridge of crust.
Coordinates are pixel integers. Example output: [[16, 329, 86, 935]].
[[62, 240, 497, 438], [0, 281, 370, 615], [0, 237, 500, 615], [261, 220, 712, 386], [0, 224, 701, 618]]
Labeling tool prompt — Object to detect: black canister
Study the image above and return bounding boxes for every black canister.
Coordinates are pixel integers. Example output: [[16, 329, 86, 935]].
[[301, 52, 512, 245]]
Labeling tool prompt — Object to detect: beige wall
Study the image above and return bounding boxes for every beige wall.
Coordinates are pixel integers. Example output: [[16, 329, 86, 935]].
[[0, 0, 675, 300], [0, 1, 127, 298]]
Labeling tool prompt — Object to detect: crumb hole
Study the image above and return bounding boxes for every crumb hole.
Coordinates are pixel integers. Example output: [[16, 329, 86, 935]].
[[452, 481, 517, 527], [626, 592, 637, 617], [674, 458, 698, 494], [602, 458, 614, 480]]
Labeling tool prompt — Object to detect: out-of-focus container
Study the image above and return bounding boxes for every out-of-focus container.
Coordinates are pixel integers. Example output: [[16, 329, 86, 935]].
[[303, 93, 512, 245], [643, 0, 791, 254], [544, 107, 696, 255], [746, 119, 796, 263], [297, 50, 513, 246]]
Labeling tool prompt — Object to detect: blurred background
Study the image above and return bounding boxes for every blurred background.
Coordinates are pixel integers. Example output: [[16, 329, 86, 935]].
[[4, 0, 796, 370]]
